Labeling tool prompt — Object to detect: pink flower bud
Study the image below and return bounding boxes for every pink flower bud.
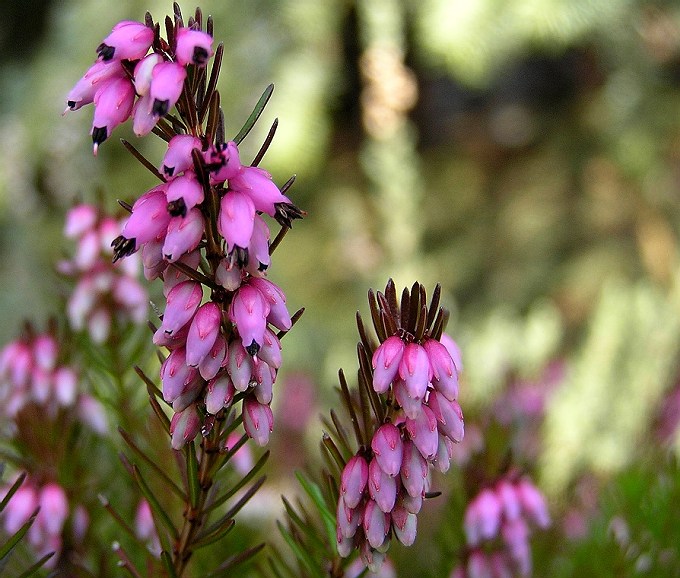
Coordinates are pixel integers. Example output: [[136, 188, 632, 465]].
[[166, 172, 204, 216], [73, 229, 100, 270], [149, 61, 187, 117], [341, 455, 369, 509], [142, 238, 167, 280], [230, 166, 290, 217], [160, 347, 197, 403], [467, 550, 492, 578], [89, 307, 112, 343], [170, 404, 201, 449], [163, 250, 201, 297], [216, 257, 243, 291], [121, 186, 171, 247], [171, 376, 203, 412], [4, 485, 38, 534], [33, 334, 58, 372], [336, 495, 363, 539], [391, 504, 417, 546], [362, 499, 389, 549], [516, 478, 550, 529], [199, 333, 227, 381], [205, 373, 235, 415], [206, 141, 242, 182], [112, 276, 148, 323], [440, 332, 463, 374], [65, 60, 126, 111], [496, 479, 521, 521], [465, 488, 502, 545], [134, 500, 155, 541], [175, 27, 214, 66], [434, 434, 454, 473], [77, 394, 108, 433], [423, 338, 459, 401], [398, 343, 431, 400], [185, 302, 221, 366], [161, 135, 203, 177], [30, 366, 50, 403], [257, 328, 282, 369], [225, 431, 254, 476], [53, 366, 78, 406], [97, 20, 154, 61], [336, 531, 355, 558], [218, 190, 255, 253], [501, 517, 531, 575], [400, 440, 428, 498], [245, 215, 271, 276], [249, 277, 292, 332], [398, 490, 423, 514], [368, 458, 398, 513], [132, 93, 157, 136], [427, 390, 464, 443], [371, 423, 403, 477], [91, 77, 135, 154], [64, 204, 98, 238], [360, 541, 386, 574], [156, 280, 203, 337], [133, 53, 163, 96], [372, 336, 404, 394], [229, 284, 270, 355], [242, 396, 273, 446], [252, 359, 274, 404], [162, 208, 205, 263], [405, 403, 438, 460], [393, 379, 422, 419], [39, 483, 68, 536], [227, 340, 253, 391]]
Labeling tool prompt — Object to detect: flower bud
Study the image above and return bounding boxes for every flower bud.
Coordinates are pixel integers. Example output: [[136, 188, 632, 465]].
[[249, 277, 292, 332], [516, 478, 550, 529], [496, 479, 521, 522], [227, 341, 253, 391], [162, 208, 205, 262], [53, 366, 78, 406], [175, 27, 214, 66], [336, 495, 362, 539], [465, 488, 502, 546], [229, 284, 269, 355], [133, 53, 163, 96], [218, 190, 255, 253], [160, 347, 197, 402], [132, 93, 157, 137], [371, 423, 403, 477], [368, 458, 397, 513], [4, 485, 38, 534], [230, 166, 290, 217], [205, 373, 235, 415], [65, 60, 125, 111], [170, 404, 201, 449], [400, 440, 427, 498], [427, 390, 464, 443], [39, 483, 68, 535], [257, 328, 282, 369], [91, 77, 135, 153], [393, 379, 422, 419], [423, 338, 459, 401], [64, 204, 98, 238], [149, 61, 187, 117], [245, 215, 271, 276], [405, 404, 438, 460], [199, 333, 228, 381], [33, 334, 58, 372], [97, 21, 154, 62], [398, 343, 431, 400], [185, 302, 221, 367], [216, 257, 243, 291], [121, 186, 171, 247], [242, 396, 273, 446], [155, 280, 203, 337], [163, 250, 201, 297], [362, 499, 389, 549], [372, 335, 404, 394], [391, 504, 417, 546], [161, 134, 203, 177], [340, 456, 369, 510]]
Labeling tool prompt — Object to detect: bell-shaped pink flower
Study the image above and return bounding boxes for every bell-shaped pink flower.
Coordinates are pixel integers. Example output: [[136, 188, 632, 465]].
[[496, 479, 521, 522], [163, 250, 201, 297], [393, 379, 422, 419], [257, 328, 282, 369], [89, 307, 112, 343], [97, 20, 154, 62], [336, 496, 363, 540], [400, 440, 428, 498], [199, 333, 227, 380], [362, 499, 389, 549], [175, 27, 214, 66], [502, 517, 531, 575], [391, 504, 417, 546], [230, 166, 290, 217], [229, 284, 270, 355], [245, 215, 271, 276], [372, 335, 405, 394], [161, 134, 203, 177], [132, 93, 157, 137], [160, 347, 196, 402], [170, 403, 201, 449], [516, 478, 550, 529], [172, 375, 203, 412], [465, 488, 502, 546], [64, 204, 98, 239], [368, 458, 397, 513], [3, 485, 38, 534], [398, 490, 423, 515], [53, 366, 78, 407], [218, 190, 255, 253], [242, 396, 273, 446], [206, 141, 242, 182], [149, 61, 187, 117], [33, 334, 58, 372], [398, 343, 431, 400], [162, 208, 205, 262], [370, 423, 403, 477], [424, 338, 459, 401], [433, 434, 454, 473], [205, 373, 235, 415], [166, 172, 204, 216], [405, 404, 439, 460], [216, 257, 243, 291], [39, 483, 68, 535], [227, 341, 253, 391], [133, 53, 163, 96], [142, 237, 167, 280], [185, 302, 221, 367], [340, 455, 369, 509], [427, 391, 464, 443], [65, 60, 126, 111], [155, 280, 203, 338], [91, 77, 135, 154], [440, 332, 463, 374], [121, 186, 171, 247], [249, 277, 292, 332], [252, 359, 274, 404]]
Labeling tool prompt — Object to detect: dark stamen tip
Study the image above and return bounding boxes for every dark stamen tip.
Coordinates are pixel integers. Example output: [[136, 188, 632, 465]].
[[245, 340, 260, 356]]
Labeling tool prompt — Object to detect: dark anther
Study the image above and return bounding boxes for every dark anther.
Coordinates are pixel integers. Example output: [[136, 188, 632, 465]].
[[67, 100, 77, 110], [96, 43, 115, 61], [257, 261, 268, 272], [152, 99, 170, 117], [91, 126, 108, 146], [192, 46, 209, 66], [111, 235, 137, 262], [274, 202, 304, 228], [232, 246, 249, 268], [163, 165, 175, 177], [245, 340, 260, 356], [167, 199, 187, 218]]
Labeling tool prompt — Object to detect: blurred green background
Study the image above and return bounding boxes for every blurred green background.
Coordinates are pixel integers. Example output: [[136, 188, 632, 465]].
[[2, 0, 680, 575]]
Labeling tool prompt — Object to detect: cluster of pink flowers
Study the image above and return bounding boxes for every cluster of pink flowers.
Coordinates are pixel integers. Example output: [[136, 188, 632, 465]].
[[1, 478, 88, 568], [66, 20, 213, 154], [452, 474, 550, 577], [337, 329, 464, 569], [59, 204, 148, 343], [66, 16, 302, 450]]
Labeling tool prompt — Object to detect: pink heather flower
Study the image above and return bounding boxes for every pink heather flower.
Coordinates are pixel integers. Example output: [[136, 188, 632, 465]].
[[423, 338, 459, 401], [434, 434, 454, 473], [38, 483, 68, 536], [391, 504, 417, 546], [163, 250, 201, 297], [97, 20, 154, 62], [227, 341, 254, 392], [206, 141, 242, 182], [133, 53, 164, 96], [242, 396, 273, 446], [142, 237, 167, 280], [205, 373, 235, 415], [112, 276, 148, 323], [218, 190, 255, 253], [166, 172, 204, 216], [64, 204, 98, 239], [246, 215, 271, 276], [230, 166, 291, 217], [91, 77, 135, 154], [53, 366, 78, 406], [400, 440, 427, 498], [175, 27, 214, 66], [149, 61, 187, 117], [155, 280, 203, 338], [162, 208, 205, 262], [398, 343, 431, 400], [337, 496, 363, 540], [170, 403, 201, 450], [216, 257, 243, 291], [161, 135, 203, 177], [257, 328, 282, 369], [199, 333, 228, 381], [496, 479, 521, 522], [467, 550, 492, 578], [465, 488, 503, 546], [516, 478, 550, 529], [371, 423, 403, 477], [65, 60, 126, 111], [225, 431, 255, 476], [248, 277, 292, 332], [121, 185, 171, 248], [427, 390, 464, 443], [134, 500, 156, 542], [368, 457, 398, 513], [132, 93, 158, 137], [398, 490, 423, 515], [32, 334, 58, 372], [160, 347, 197, 403], [372, 335, 405, 394], [3, 484, 38, 534], [439, 332, 463, 374], [393, 379, 422, 419], [77, 394, 108, 434], [501, 518, 531, 576], [229, 284, 270, 355], [405, 404, 439, 460], [363, 499, 389, 549], [172, 378, 203, 412], [252, 359, 274, 404], [88, 307, 111, 343], [341, 455, 369, 509], [185, 302, 222, 367]]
